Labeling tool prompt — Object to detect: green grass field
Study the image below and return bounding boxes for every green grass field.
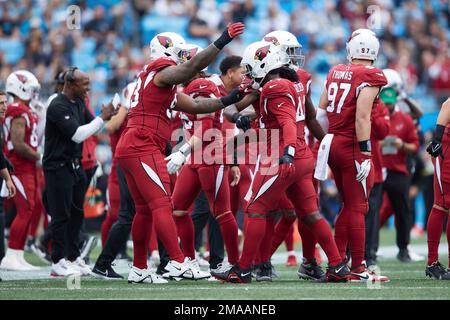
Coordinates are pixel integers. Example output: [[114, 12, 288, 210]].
[[1, 230, 449, 300]]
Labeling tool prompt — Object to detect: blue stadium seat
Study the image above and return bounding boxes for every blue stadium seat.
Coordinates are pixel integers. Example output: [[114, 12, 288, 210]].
[[141, 15, 189, 45], [0, 39, 24, 64]]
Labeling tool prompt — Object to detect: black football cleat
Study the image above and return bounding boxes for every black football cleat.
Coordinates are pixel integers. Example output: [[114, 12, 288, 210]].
[[426, 261, 450, 280], [92, 263, 124, 280], [210, 263, 234, 281], [298, 258, 326, 281], [397, 249, 412, 263], [255, 262, 272, 282], [227, 264, 252, 284], [326, 260, 350, 283]]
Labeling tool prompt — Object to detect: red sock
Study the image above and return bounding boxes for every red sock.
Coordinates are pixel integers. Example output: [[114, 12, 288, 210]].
[[298, 220, 317, 261], [132, 206, 152, 269], [216, 212, 239, 264], [348, 210, 366, 268], [285, 224, 295, 252], [239, 215, 266, 269], [307, 217, 341, 266], [270, 215, 295, 256], [427, 207, 446, 265], [173, 214, 196, 260], [334, 208, 348, 259], [153, 207, 184, 263], [259, 217, 275, 263]]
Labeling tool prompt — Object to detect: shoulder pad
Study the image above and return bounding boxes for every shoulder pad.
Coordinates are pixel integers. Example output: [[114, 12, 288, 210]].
[[262, 78, 292, 98]]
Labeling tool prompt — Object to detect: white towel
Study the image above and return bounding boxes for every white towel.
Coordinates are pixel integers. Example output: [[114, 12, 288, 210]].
[[0, 180, 9, 198], [314, 134, 334, 181]]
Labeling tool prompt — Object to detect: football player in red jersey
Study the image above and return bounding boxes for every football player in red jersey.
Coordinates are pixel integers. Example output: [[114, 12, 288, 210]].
[[263, 30, 326, 280], [0, 70, 42, 271], [115, 24, 245, 283], [100, 82, 135, 248], [315, 29, 389, 282], [425, 97, 450, 280], [215, 42, 348, 284]]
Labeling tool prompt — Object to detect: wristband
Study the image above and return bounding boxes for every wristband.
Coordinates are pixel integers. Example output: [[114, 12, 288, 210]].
[[284, 145, 295, 157], [435, 124, 445, 143], [213, 29, 232, 50], [359, 140, 372, 153], [179, 142, 192, 156], [220, 89, 240, 107], [231, 112, 240, 123]]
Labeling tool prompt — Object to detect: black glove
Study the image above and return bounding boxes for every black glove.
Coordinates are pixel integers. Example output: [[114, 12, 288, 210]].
[[220, 88, 241, 107], [427, 124, 445, 158], [231, 113, 251, 132]]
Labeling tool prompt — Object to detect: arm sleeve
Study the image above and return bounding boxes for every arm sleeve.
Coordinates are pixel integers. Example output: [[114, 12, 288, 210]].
[[71, 117, 104, 144], [47, 104, 80, 139], [267, 96, 297, 149]]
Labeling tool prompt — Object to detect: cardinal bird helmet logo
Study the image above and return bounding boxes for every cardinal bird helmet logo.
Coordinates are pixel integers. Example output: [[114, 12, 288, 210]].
[[254, 45, 270, 61], [263, 36, 280, 46], [157, 35, 174, 49], [15, 73, 28, 84]]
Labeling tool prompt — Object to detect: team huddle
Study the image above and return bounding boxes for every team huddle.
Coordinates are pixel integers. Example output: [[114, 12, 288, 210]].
[[1, 22, 450, 284]]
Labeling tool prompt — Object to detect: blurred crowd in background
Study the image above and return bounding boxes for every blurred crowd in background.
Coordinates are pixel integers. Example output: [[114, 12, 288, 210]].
[[0, 0, 449, 233]]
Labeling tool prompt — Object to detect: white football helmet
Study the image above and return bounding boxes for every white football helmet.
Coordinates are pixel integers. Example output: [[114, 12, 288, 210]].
[[263, 30, 305, 67], [6, 70, 41, 102], [122, 81, 137, 110], [180, 44, 207, 72], [149, 32, 187, 64], [383, 68, 403, 92], [241, 41, 289, 89], [346, 29, 380, 62]]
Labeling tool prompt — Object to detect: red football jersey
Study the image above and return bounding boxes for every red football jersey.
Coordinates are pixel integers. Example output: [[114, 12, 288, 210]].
[[4, 103, 39, 173], [325, 64, 387, 138], [82, 97, 98, 170], [180, 77, 224, 165], [293, 69, 312, 159], [115, 57, 178, 158], [259, 78, 298, 159], [295, 67, 312, 96], [381, 109, 419, 175]]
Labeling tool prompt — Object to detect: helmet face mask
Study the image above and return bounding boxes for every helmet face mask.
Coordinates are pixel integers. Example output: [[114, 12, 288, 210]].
[[263, 30, 305, 68], [241, 41, 289, 88]]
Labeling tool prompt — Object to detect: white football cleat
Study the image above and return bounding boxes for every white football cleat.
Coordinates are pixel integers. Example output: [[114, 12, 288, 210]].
[[0, 249, 38, 271], [69, 257, 92, 276], [163, 257, 210, 281], [349, 262, 390, 283], [408, 246, 425, 262], [17, 250, 40, 270], [51, 258, 81, 277], [128, 266, 168, 284]]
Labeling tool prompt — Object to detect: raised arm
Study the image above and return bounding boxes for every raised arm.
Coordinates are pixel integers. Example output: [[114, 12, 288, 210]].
[[154, 23, 245, 87], [105, 106, 128, 134]]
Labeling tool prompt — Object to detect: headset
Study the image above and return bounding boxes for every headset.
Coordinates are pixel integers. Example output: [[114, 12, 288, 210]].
[[66, 66, 78, 82]]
